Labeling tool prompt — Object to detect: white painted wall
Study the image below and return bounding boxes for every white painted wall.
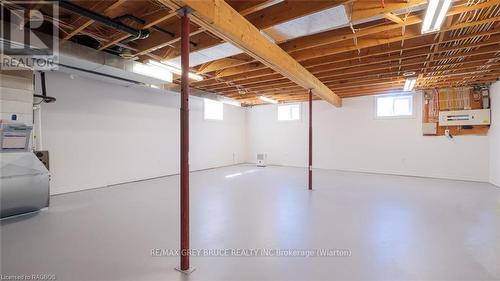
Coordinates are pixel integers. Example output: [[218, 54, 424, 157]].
[[40, 71, 246, 194], [247, 92, 490, 182], [489, 81, 500, 187], [0, 72, 33, 124], [38, 71, 496, 193]]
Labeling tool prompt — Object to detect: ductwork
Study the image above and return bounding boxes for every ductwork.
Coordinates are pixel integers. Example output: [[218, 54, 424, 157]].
[[0, 22, 171, 86], [54, 0, 150, 40], [57, 37, 169, 86]]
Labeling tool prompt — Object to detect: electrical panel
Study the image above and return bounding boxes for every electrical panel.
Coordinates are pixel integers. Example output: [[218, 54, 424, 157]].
[[438, 109, 491, 126], [423, 87, 490, 136]]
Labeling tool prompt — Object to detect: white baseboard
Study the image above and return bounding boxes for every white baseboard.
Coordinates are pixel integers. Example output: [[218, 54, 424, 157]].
[[247, 162, 488, 183]]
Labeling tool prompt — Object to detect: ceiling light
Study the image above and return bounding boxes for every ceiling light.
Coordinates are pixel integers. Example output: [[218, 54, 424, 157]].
[[258, 96, 278, 104], [134, 62, 173, 83], [147, 60, 204, 81], [403, 71, 416, 77], [220, 98, 241, 107], [404, 77, 417, 92], [421, 0, 452, 34]]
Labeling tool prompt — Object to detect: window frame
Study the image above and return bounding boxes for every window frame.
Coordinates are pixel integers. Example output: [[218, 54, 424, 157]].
[[374, 93, 415, 120], [203, 98, 224, 121], [277, 103, 302, 121]]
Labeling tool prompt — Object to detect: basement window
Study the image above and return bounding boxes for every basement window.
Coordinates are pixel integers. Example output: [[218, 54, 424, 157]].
[[204, 99, 223, 120], [278, 104, 301, 121], [375, 94, 414, 118]]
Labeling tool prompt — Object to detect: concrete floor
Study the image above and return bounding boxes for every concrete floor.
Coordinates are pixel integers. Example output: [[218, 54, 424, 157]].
[[1, 165, 498, 281]]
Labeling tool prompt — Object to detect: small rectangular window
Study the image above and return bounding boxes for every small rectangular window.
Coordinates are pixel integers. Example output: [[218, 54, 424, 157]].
[[375, 94, 413, 118], [204, 98, 223, 120], [278, 104, 301, 121]]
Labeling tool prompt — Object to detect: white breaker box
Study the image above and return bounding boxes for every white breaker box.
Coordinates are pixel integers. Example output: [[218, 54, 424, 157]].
[[438, 109, 491, 126]]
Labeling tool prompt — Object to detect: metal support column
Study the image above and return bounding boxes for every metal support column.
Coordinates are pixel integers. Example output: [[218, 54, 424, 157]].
[[177, 8, 194, 274], [308, 89, 313, 190]]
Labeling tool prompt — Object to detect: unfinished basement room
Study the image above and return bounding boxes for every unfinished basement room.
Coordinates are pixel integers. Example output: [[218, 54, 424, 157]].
[[0, 0, 499, 280]]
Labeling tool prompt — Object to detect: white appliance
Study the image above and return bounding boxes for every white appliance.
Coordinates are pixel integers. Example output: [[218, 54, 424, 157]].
[[256, 154, 267, 167], [0, 120, 50, 219], [438, 109, 491, 126]]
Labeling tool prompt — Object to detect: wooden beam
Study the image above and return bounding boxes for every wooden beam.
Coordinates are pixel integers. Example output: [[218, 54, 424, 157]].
[[300, 26, 500, 69], [227, 68, 500, 99], [292, 16, 499, 61], [383, 12, 405, 24], [197, 1, 500, 78], [212, 30, 499, 80], [350, 0, 428, 22], [197, 57, 253, 74], [137, 0, 347, 59], [191, 0, 432, 75], [229, 73, 498, 103], [195, 16, 500, 88], [158, 0, 342, 107], [235, 0, 282, 16], [423, 16, 454, 74], [218, 62, 500, 96], [288, 1, 500, 53], [245, 0, 348, 30], [134, 28, 205, 56]]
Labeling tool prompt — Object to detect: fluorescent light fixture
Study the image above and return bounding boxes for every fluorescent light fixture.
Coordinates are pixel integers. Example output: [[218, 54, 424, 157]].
[[220, 98, 241, 107], [217, 95, 241, 107], [147, 60, 204, 81], [258, 96, 278, 104], [404, 77, 417, 91], [134, 62, 173, 83], [421, 0, 452, 34]]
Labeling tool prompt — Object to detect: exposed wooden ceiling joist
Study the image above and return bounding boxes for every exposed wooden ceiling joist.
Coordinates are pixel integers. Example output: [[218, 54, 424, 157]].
[[13, 0, 499, 104], [350, 0, 427, 21], [98, 10, 179, 51], [244, 0, 348, 30], [383, 12, 405, 24], [230, 0, 282, 16], [191, 0, 435, 75], [193, 13, 499, 91], [157, 0, 343, 107], [138, 0, 348, 61], [198, 4, 500, 84], [205, 39, 499, 92]]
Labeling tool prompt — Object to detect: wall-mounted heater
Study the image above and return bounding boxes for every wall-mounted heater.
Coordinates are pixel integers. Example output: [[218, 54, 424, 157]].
[[438, 109, 491, 126], [256, 154, 267, 167]]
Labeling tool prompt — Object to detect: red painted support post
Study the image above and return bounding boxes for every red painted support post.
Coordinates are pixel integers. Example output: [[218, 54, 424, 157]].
[[179, 9, 190, 272], [308, 89, 313, 190]]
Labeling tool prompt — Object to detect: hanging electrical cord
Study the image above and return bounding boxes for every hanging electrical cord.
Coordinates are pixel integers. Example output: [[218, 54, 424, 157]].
[[34, 72, 57, 103]]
